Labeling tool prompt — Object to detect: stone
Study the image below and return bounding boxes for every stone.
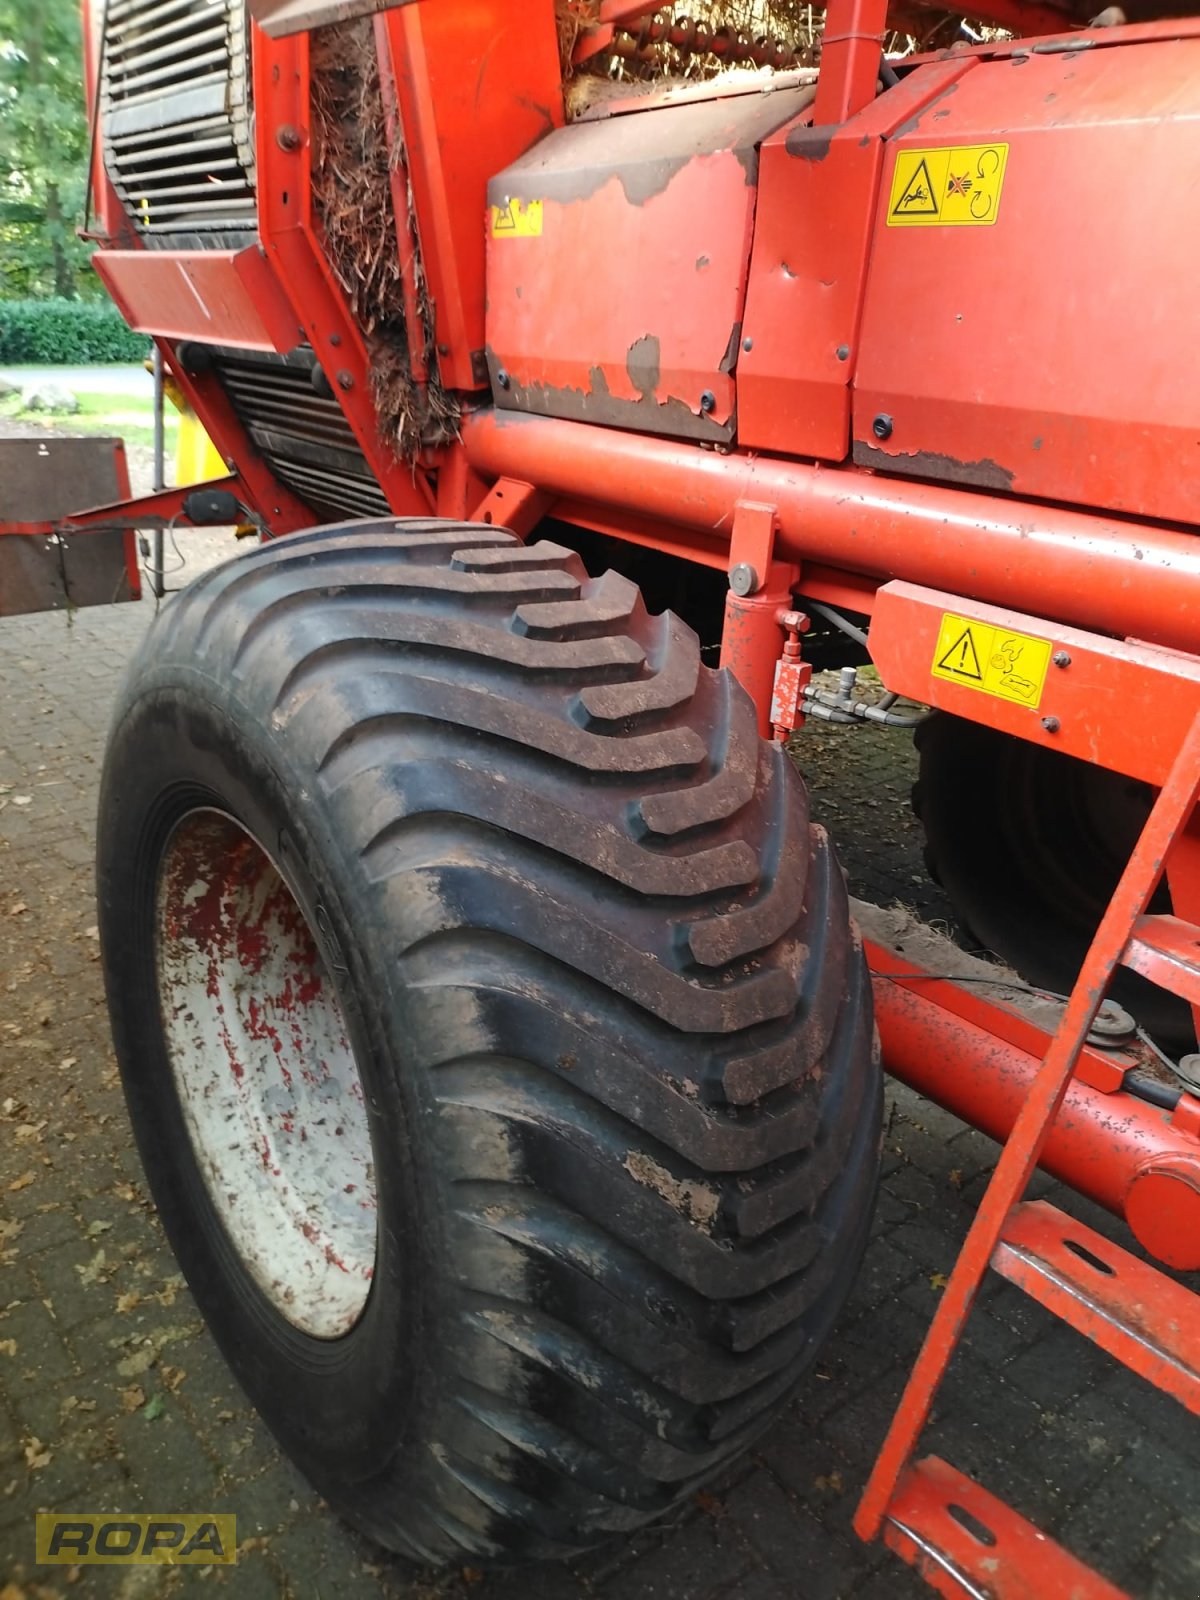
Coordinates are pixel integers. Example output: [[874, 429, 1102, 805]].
[[20, 380, 79, 414]]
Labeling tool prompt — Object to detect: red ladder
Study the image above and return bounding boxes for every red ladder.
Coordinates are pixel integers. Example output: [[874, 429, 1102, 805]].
[[854, 714, 1200, 1599]]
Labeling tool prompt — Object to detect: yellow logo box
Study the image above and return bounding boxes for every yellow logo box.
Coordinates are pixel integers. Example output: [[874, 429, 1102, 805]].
[[36, 1514, 236, 1565]]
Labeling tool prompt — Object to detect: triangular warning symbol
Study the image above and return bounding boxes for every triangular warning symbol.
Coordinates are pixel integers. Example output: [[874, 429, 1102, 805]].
[[493, 200, 515, 232], [936, 627, 983, 681], [892, 158, 940, 219]]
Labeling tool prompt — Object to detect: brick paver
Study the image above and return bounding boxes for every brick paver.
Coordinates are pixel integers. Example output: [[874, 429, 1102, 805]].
[[1, 545, 1197, 1599]]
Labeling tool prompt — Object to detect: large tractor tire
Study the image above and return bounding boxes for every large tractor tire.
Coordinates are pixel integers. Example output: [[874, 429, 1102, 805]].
[[913, 712, 1187, 1041], [97, 520, 881, 1565]]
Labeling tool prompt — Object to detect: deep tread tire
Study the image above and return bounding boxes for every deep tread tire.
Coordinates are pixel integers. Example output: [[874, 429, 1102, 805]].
[[97, 519, 881, 1564], [913, 712, 1185, 1039]]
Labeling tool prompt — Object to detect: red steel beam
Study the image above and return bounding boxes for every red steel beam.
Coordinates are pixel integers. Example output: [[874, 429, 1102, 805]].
[[869, 943, 1200, 1272], [461, 412, 1200, 657], [813, 0, 889, 125]]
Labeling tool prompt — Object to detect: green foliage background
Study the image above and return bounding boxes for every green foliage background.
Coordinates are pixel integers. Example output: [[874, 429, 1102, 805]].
[[0, 0, 97, 300], [0, 298, 149, 361]]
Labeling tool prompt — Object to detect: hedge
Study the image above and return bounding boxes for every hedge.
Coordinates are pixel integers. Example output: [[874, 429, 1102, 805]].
[[0, 299, 151, 364]]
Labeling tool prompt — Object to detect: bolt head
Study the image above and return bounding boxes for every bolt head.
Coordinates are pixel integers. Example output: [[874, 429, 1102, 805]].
[[742, 337, 754, 353], [336, 370, 353, 392], [1053, 650, 1071, 668], [1041, 715, 1060, 733], [872, 412, 894, 441], [496, 369, 511, 391], [276, 124, 301, 151], [700, 390, 717, 414], [836, 344, 851, 362], [729, 563, 759, 598]]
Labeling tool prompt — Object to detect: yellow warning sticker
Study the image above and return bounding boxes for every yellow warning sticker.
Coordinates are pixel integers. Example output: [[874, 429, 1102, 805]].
[[490, 197, 543, 238], [930, 613, 1052, 708], [887, 144, 1009, 227]]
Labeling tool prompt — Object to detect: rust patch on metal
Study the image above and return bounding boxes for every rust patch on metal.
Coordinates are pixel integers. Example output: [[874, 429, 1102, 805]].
[[889, 80, 962, 141], [786, 126, 833, 162], [626, 333, 662, 402], [853, 439, 1016, 492], [718, 321, 743, 376], [489, 84, 816, 211], [487, 348, 730, 444]]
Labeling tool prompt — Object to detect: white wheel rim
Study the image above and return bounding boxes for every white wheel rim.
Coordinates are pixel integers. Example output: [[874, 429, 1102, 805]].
[[156, 809, 376, 1338]]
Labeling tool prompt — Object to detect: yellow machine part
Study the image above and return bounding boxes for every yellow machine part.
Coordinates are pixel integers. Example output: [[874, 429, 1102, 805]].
[[163, 375, 226, 487]]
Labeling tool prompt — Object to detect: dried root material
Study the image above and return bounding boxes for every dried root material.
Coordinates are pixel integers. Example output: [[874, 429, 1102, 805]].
[[310, 19, 459, 460]]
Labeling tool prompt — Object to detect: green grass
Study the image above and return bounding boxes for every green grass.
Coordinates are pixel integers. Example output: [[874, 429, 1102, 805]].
[[0, 390, 179, 451]]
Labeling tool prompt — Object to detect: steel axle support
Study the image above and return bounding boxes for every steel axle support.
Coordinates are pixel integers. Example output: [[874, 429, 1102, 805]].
[[869, 943, 1200, 1271], [461, 412, 1200, 657]]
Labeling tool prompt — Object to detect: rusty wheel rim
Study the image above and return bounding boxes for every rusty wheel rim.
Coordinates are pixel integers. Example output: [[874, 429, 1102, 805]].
[[156, 809, 376, 1338]]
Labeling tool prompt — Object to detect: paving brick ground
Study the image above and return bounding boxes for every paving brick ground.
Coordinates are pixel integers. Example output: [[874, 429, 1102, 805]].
[[0, 536, 1197, 1599]]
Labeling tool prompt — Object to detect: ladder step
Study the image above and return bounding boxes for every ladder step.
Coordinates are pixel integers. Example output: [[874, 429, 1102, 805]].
[[992, 1201, 1200, 1416], [884, 1456, 1125, 1600], [1123, 913, 1200, 1003]]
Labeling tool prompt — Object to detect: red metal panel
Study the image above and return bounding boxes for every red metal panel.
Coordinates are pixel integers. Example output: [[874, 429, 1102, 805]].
[[884, 1456, 1127, 1599], [854, 37, 1200, 525], [868, 582, 1200, 788], [739, 59, 976, 460], [379, 0, 564, 393], [486, 87, 816, 443], [92, 250, 300, 352]]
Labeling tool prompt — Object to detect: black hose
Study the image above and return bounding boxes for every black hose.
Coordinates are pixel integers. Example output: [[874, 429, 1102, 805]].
[[1123, 1072, 1182, 1111]]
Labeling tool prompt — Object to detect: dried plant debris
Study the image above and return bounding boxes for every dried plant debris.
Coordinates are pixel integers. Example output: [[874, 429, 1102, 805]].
[[309, 18, 458, 460]]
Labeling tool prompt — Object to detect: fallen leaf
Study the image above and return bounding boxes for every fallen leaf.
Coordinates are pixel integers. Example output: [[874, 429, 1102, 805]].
[[115, 1291, 141, 1314], [695, 1489, 723, 1518], [58, 1057, 77, 1072], [815, 1470, 845, 1494], [142, 1394, 165, 1422], [75, 1249, 108, 1286], [23, 1436, 51, 1469], [0, 1220, 22, 1245], [7, 1172, 35, 1192], [85, 1220, 112, 1238], [116, 1346, 154, 1378], [8, 902, 27, 916], [947, 1169, 963, 1191], [929, 1272, 949, 1291], [120, 1385, 146, 1413], [84, 926, 99, 941], [11, 796, 31, 808], [460, 1569, 484, 1587], [0, 1340, 16, 1357], [161, 1365, 186, 1393]]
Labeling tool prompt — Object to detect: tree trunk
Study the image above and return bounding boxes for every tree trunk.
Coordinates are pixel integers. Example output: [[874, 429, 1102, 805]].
[[46, 185, 76, 300]]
